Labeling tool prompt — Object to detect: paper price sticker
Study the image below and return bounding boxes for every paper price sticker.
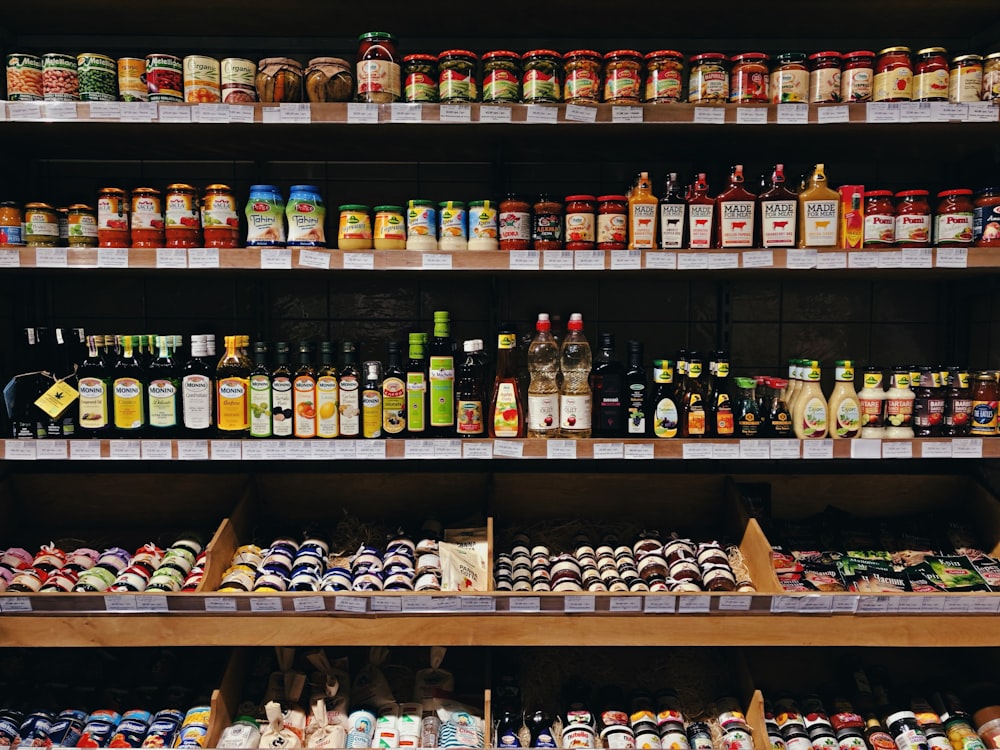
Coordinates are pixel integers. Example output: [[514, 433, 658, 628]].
[[770, 596, 801, 613], [574, 250, 605, 270], [36, 247, 68, 268], [434, 440, 462, 459], [404, 440, 436, 459], [712, 443, 740, 460], [593, 442, 624, 459], [624, 443, 654, 460], [798, 595, 834, 613], [736, 107, 768, 125], [866, 102, 900, 123], [643, 595, 677, 613], [881, 441, 913, 459], [677, 596, 711, 613], [877, 251, 903, 268], [817, 105, 850, 124], [802, 439, 833, 459], [389, 103, 421, 122], [0, 597, 32, 612], [177, 440, 208, 460], [136, 595, 169, 612], [610, 250, 642, 270], [682, 443, 713, 460], [919, 596, 945, 612], [718, 595, 752, 611], [479, 105, 512, 123], [856, 596, 889, 613], [740, 440, 770, 459], [816, 252, 847, 269], [69, 440, 102, 460], [421, 253, 453, 270], [298, 249, 331, 270], [609, 597, 642, 612], [98, 247, 129, 268], [543, 250, 574, 270], [109, 440, 141, 460], [188, 248, 219, 268], [204, 597, 237, 612], [936, 247, 968, 268], [439, 105, 472, 122], [335, 596, 368, 613], [0, 249, 20, 268], [370, 596, 402, 612], [104, 595, 138, 612], [343, 252, 375, 270], [902, 248, 933, 268], [509, 597, 541, 613], [227, 105, 255, 123], [952, 438, 982, 458], [292, 596, 326, 612], [156, 248, 187, 269], [645, 252, 677, 269], [742, 250, 774, 268], [356, 440, 386, 459], [785, 249, 817, 269], [347, 103, 379, 123], [693, 107, 725, 124], [547, 440, 577, 459], [677, 254, 709, 270], [611, 106, 643, 123], [36, 440, 68, 460], [493, 440, 524, 458], [831, 595, 860, 613], [249, 597, 284, 612], [279, 103, 311, 123], [460, 596, 496, 612], [850, 439, 882, 459], [707, 253, 740, 270], [777, 103, 808, 124], [210, 441, 242, 460], [526, 105, 559, 123], [920, 441, 953, 458], [564, 595, 596, 612], [509, 250, 540, 270], [462, 442, 493, 459], [564, 104, 597, 123], [260, 248, 292, 269], [847, 251, 878, 269]]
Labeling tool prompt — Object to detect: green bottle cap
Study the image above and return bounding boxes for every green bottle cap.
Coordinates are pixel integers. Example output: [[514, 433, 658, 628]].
[[434, 311, 450, 322]]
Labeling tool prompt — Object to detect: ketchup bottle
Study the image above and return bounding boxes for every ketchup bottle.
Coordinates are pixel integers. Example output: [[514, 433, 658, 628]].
[[716, 164, 756, 248]]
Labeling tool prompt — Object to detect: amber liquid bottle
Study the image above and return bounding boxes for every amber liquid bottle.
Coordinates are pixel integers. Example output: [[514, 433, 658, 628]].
[[680, 353, 706, 437], [759, 163, 798, 247], [628, 171, 658, 249], [798, 163, 840, 248], [716, 164, 756, 248], [686, 173, 715, 249], [489, 325, 525, 438]]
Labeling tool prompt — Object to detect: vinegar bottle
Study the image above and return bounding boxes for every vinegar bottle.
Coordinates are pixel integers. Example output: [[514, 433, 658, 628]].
[[679, 353, 706, 437], [527, 313, 560, 437], [798, 163, 840, 248], [489, 324, 525, 438], [215, 334, 249, 437], [248, 341, 272, 439], [827, 359, 862, 439], [625, 340, 647, 435], [316, 342, 340, 439], [456, 339, 485, 437], [687, 173, 715, 249], [270, 342, 294, 437], [558, 313, 592, 438], [628, 171, 658, 249], [716, 164, 756, 248], [591, 333, 626, 437]]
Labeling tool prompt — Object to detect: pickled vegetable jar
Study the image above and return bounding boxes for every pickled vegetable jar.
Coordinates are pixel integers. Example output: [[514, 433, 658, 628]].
[[403, 54, 437, 103], [564, 50, 601, 105], [645, 50, 684, 103], [522, 50, 562, 104], [482, 51, 520, 103], [603, 50, 642, 104], [438, 50, 478, 103]]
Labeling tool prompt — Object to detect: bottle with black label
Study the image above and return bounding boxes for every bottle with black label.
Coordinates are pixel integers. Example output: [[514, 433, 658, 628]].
[[591, 333, 625, 437], [659, 172, 687, 248], [625, 340, 647, 435], [270, 342, 294, 437]]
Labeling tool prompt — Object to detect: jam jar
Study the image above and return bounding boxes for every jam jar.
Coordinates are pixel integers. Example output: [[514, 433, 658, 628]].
[[597, 195, 627, 250], [729, 52, 769, 103], [522, 50, 562, 103], [808, 51, 842, 103], [564, 195, 596, 250], [894, 190, 931, 247], [934, 189, 974, 246], [564, 50, 601, 104], [499, 194, 532, 250], [603, 50, 642, 104], [356, 32, 400, 103], [482, 50, 520, 103], [403, 54, 438, 103], [770, 52, 808, 103], [974, 187, 1000, 247], [913, 47, 949, 102], [438, 50, 478, 103], [841, 50, 874, 101], [874, 46, 912, 102], [688, 53, 728, 103], [645, 50, 684, 103], [532, 196, 564, 249], [863, 190, 895, 247], [949, 54, 983, 103]]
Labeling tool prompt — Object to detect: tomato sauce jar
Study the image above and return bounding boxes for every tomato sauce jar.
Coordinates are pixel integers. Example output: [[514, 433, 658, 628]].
[[934, 189, 974, 246], [597, 195, 627, 250], [532, 196, 564, 249], [950, 54, 983, 103], [841, 50, 874, 101], [808, 51, 842, 103], [875, 47, 912, 102], [645, 50, 684, 103], [894, 190, 931, 247], [499, 194, 532, 250], [914, 47, 949, 102], [603, 50, 642, 104], [688, 53, 728, 103], [863, 191, 895, 246], [201, 184, 239, 248], [164, 184, 201, 248], [565, 195, 596, 250], [770, 52, 808, 103], [356, 32, 400, 103], [974, 187, 1000, 247], [729, 53, 769, 103], [97, 187, 130, 248], [129, 187, 165, 248], [564, 50, 601, 104]]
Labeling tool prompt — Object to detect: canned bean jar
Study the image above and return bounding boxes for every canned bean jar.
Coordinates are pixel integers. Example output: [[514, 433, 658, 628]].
[[77, 53, 118, 101], [67, 204, 98, 247], [42, 53, 79, 101], [184, 55, 221, 102], [688, 53, 728, 103], [117, 57, 148, 102], [23, 203, 59, 247], [6, 53, 43, 100], [221, 57, 257, 103], [146, 53, 183, 102]]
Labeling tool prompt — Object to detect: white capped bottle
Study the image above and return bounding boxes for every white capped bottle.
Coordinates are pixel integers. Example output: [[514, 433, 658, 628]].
[[858, 366, 887, 438]]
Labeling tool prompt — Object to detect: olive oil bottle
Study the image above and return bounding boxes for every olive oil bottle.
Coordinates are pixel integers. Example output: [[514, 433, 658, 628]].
[[147, 334, 181, 437], [216, 334, 250, 437], [249, 341, 272, 438], [77, 334, 110, 437]]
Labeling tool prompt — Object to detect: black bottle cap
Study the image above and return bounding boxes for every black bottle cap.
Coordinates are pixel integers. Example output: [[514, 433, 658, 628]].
[[253, 341, 268, 355], [600, 333, 615, 349], [275, 341, 289, 355], [342, 341, 356, 354], [320, 341, 334, 354], [628, 340, 642, 353]]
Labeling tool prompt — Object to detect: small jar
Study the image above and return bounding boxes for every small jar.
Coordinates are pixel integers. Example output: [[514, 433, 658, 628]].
[[603, 50, 642, 104], [356, 32, 400, 103], [875, 46, 913, 102], [374, 205, 406, 250], [532, 196, 564, 250], [403, 54, 438, 103], [565, 195, 596, 250], [255, 57, 303, 102], [97, 187, 130, 248], [894, 190, 931, 247], [438, 200, 468, 250], [406, 199, 437, 251], [0, 201, 24, 246], [67, 204, 98, 247], [688, 53, 728, 103], [984, 52, 1000, 102], [645, 50, 684, 103], [770, 52, 809, 103], [863, 190, 896, 246], [564, 50, 601, 105], [841, 50, 875, 102], [914, 47, 949, 102], [729, 52, 769, 103], [522, 50, 562, 104], [934, 189, 974, 246], [949, 54, 983, 103], [304, 56, 353, 102], [499, 194, 532, 250], [164, 184, 201, 248], [468, 200, 499, 250], [482, 50, 520, 103], [886, 712, 927, 750], [129, 188, 165, 248], [808, 51, 842, 103], [202, 184, 239, 248], [974, 188, 1000, 246], [338, 204, 373, 250], [597, 195, 627, 250], [23, 202, 59, 247], [438, 50, 478, 103]]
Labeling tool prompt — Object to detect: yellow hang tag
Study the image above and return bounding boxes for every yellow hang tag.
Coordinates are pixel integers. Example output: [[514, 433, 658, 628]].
[[34, 380, 79, 419]]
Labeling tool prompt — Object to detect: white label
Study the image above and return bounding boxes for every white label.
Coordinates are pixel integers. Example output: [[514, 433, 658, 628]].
[[943, 597, 972, 613], [593, 442, 624, 459], [0, 249, 20, 268], [850, 438, 882, 458], [643, 595, 677, 613], [770, 595, 801, 613], [0, 597, 33, 612], [69, 440, 102, 460], [877, 251, 903, 268], [736, 107, 768, 124], [109, 440, 141, 460], [677, 595, 711, 613], [493, 440, 524, 458], [848, 251, 878, 269], [609, 596, 642, 612], [97, 247, 129, 268], [611, 106, 643, 123], [371, 596, 402, 612], [298, 248, 331, 269], [645, 252, 677, 269], [460, 596, 496, 612], [802, 439, 833, 459], [421, 253, 452, 270], [718, 595, 752, 611], [798, 595, 834, 613], [817, 105, 850, 123], [36, 440, 68, 459], [227, 105, 254, 123], [866, 102, 900, 123], [688, 204, 714, 248], [543, 250, 574, 270], [479, 105, 511, 123], [159, 106, 192, 123], [693, 107, 725, 124], [770, 439, 801, 459], [347, 103, 379, 123], [508, 250, 539, 270], [333, 441, 357, 459], [462, 442, 493, 459], [920, 441, 953, 458], [967, 102, 1000, 122], [36, 247, 68, 268], [196, 103, 229, 123], [742, 250, 774, 268], [240, 441, 266, 461], [894, 214, 930, 247], [816, 251, 847, 269], [712, 443, 740, 459], [547, 440, 577, 459], [177, 440, 209, 460], [140, 440, 172, 460], [292, 596, 327, 612], [740, 440, 770, 459], [936, 247, 968, 268], [261, 248, 292, 269], [931, 102, 968, 122], [526, 104, 558, 123], [439, 104, 472, 122], [882, 441, 913, 459], [156, 247, 187, 269], [952, 438, 983, 458], [279, 102, 311, 123], [777, 103, 809, 124], [659, 203, 686, 248], [263, 441, 289, 459], [389, 103, 421, 122], [624, 443, 654, 459], [559, 394, 591, 430], [509, 596, 541, 612], [262, 107, 280, 123], [404, 439, 436, 459], [610, 250, 642, 270], [564, 595, 596, 612], [786, 248, 817, 269], [88, 101, 121, 119], [135, 595, 168, 612], [857, 596, 890, 613], [803, 200, 839, 246], [210, 441, 242, 460], [899, 102, 933, 122], [120, 102, 157, 122], [356, 440, 386, 459], [574, 250, 606, 270], [434, 440, 462, 459], [335, 596, 368, 613], [677, 253, 709, 270], [250, 597, 283, 612], [188, 247, 219, 268], [902, 247, 933, 268], [707, 252, 740, 269], [682, 443, 713, 460], [969, 597, 1000, 613], [920, 596, 946, 612], [832, 595, 860, 613], [45, 102, 77, 120], [8, 102, 41, 120], [896, 596, 924, 613], [564, 104, 597, 122], [342, 252, 375, 270], [104, 595, 138, 611]]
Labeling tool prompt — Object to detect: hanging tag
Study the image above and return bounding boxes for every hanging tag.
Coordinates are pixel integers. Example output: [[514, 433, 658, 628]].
[[34, 379, 79, 418]]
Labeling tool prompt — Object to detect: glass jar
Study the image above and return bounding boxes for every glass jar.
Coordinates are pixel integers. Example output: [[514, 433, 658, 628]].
[[597, 195, 627, 250], [770, 52, 808, 103], [974, 187, 1000, 247], [164, 184, 201, 248], [874, 46, 913, 102], [894, 190, 931, 247], [565, 195, 596, 250], [356, 32, 400, 102], [202, 184, 239, 248], [304, 57, 353, 102], [645, 50, 684, 103], [970, 372, 1000, 436], [23, 202, 59, 247], [688, 53, 728, 103], [255, 57, 303, 102], [438, 50, 478, 103], [482, 50, 520, 103], [522, 50, 562, 104], [406, 199, 437, 251], [0, 201, 23, 246], [564, 50, 601, 105], [338, 204, 372, 250], [729, 52, 769, 103], [603, 50, 642, 104], [403, 54, 438, 103], [934, 189, 974, 246], [841, 50, 874, 102], [863, 190, 895, 247], [808, 51, 842, 103], [984, 52, 1000, 103], [468, 200, 499, 250], [439, 200, 468, 250], [532, 196, 564, 250], [914, 47, 949, 102], [129, 187, 165, 248], [949, 54, 983, 103], [374, 205, 406, 250], [97, 187, 130, 248], [499, 194, 532, 250]]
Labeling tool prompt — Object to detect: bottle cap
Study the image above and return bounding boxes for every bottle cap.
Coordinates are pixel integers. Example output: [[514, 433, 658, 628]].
[[628, 340, 642, 353], [254, 342, 268, 355], [464, 339, 484, 353], [320, 341, 334, 354], [408, 333, 422, 345], [434, 311, 450, 323], [275, 341, 289, 354], [536, 313, 551, 331], [600, 333, 615, 348], [299, 341, 312, 354], [567, 313, 583, 331], [342, 341, 356, 353]]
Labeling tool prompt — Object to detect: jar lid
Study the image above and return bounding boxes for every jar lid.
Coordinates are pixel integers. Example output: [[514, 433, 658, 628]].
[[645, 49, 684, 59], [289, 184, 320, 193], [439, 49, 477, 60], [523, 49, 562, 59], [730, 52, 769, 62], [916, 46, 948, 56], [438, 200, 466, 208], [468, 200, 494, 207], [99, 187, 127, 194], [0, 200, 17, 207], [308, 56, 351, 67], [886, 712, 917, 727], [374, 205, 405, 212], [482, 50, 519, 60], [775, 52, 807, 62], [808, 50, 842, 59], [864, 190, 893, 198], [598, 194, 628, 202], [25, 202, 54, 209], [986, 52, 1000, 61], [605, 49, 642, 60], [975, 187, 1000, 196], [408, 199, 436, 207], [358, 31, 396, 41], [249, 184, 281, 192], [566, 194, 597, 202], [131, 187, 160, 194], [843, 50, 876, 58], [258, 57, 303, 69], [403, 53, 439, 63], [952, 54, 983, 63], [937, 189, 973, 198], [690, 52, 727, 62], [339, 204, 371, 211], [566, 49, 601, 58], [204, 184, 233, 191], [895, 190, 929, 198], [878, 46, 912, 55], [166, 183, 197, 191]]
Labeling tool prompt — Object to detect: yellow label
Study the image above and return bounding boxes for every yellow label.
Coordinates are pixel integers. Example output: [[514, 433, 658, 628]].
[[316, 375, 339, 438], [113, 377, 144, 429], [362, 387, 382, 438], [34, 380, 78, 418], [498, 333, 516, 349], [382, 376, 406, 434], [78, 377, 108, 428], [217, 377, 249, 430], [374, 211, 406, 241]]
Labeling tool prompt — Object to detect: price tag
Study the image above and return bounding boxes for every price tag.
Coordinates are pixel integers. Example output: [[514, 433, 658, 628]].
[[188, 247, 219, 268], [136, 595, 169, 612], [877, 251, 903, 268], [204, 596, 238, 612], [770, 439, 801, 459], [866, 102, 900, 123], [693, 107, 726, 124], [919, 596, 946, 612], [493, 440, 524, 458], [335, 596, 368, 613], [421, 253, 453, 270], [177, 440, 208, 460], [850, 439, 882, 459], [920, 441, 953, 458], [682, 443, 713, 460], [356, 440, 386, 459], [609, 596, 642, 612], [899, 102, 934, 122], [227, 105, 255, 123], [969, 597, 1000, 613], [250, 597, 284, 612], [677, 254, 709, 270], [643, 595, 677, 613], [0, 101, 6, 121], [508, 250, 540, 270], [434, 440, 462, 459], [931, 102, 968, 122], [462, 442, 493, 459], [707, 253, 740, 269], [817, 105, 850, 124], [370, 596, 402, 612], [736, 107, 768, 125], [895, 596, 924, 613], [158, 105, 192, 123], [70, 440, 102, 460], [712, 443, 740, 460], [8, 102, 42, 120], [279, 102, 311, 123], [45, 102, 78, 120], [547, 440, 577, 459], [786, 248, 818, 269], [479, 105, 512, 123], [610, 250, 642, 270], [104, 595, 138, 612], [347, 103, 379, 124], [740, 440, 770, 459], [261, 107, 281, 123], [298, 249, 331, 270], [36, 247, 68, 268], [798, 595, 834, 613], [460, 596, 496, 612], [564, 595, 596, 612], [624, 443, 654, 460], [156, 247, 187, 269], [210, 441, 242, 460], [777, 103, 809, 124], [0, 249, 20, 268], [802, 439, 833, 459], [593, 442, 624, 459], [404, 440, 436, 459], [333, 441, 357, 459], [936, 247, 968, 268], [509, 596, 541, 613], [857, 596, 890, 613], [0, 597, 33, 612], [564, 104, 597, 123], [109, 440, 140, 460], [389, 103, 421, 122], [901, 247, 933, 268], [196, 103, 229, 123], [36, 440, 68, 460], [816, 252, 847, 269], [952, 438, 983, 458], [848, 251, 878, 269], [141, 440, 172, 460], [260, 248, 292, 269], [120, 102, 157, 122], [718, 595, 752, 611], [526, 104, 559, 123], [882, 441, 913, 459], [645, 252, 677, 269], [831, 595, 860, 613], [263, 440, 289, 460], [742, 250, 773, 268], [292, 596, 326, 612], [543, 250, 574, 270], [677, 596, 711, 613], [342, 252, 375, 270], [943, 597, 972, 613], [88, 101, 121, 119], [439, 104, 472, 122], [611, 106, 643, 123], [97, 247, 129, 268], [770, 595, 801, 613], [967, 102, 1000, 122], [241, 441, 266, 460], [311, 441, 336, 460], [574, 250, 605, 270]]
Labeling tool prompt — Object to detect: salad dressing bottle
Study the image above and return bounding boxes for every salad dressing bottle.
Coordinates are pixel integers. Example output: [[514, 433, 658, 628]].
[[792, 360, 828, 439], [827, 359, 862, 439], [884, 368, 915, 438], [858, 366, 887, 438]]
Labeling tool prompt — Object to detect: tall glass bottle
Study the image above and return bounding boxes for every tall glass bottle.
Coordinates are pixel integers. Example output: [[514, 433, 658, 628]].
[[112, 334, 146, 435], [293, 342, 317, 439], [456, 339, 485, 437], [625, 340, 647, 436], [759, 163, 798, 248], [716, 164, 756, 248], [405, 333, 428, 436], [249, 341, 272, 439], [489, 324, 525, 438], [659, 172, 687, 249], [708, 351, 734, 437], [180, 335, 214, 437], [429, 310, 455, 436], [799, 163, 840, 248], [382, 342, 406, 437], [679, 352, 706, 438], [628, 171, 658, 249], [147, 333, 181, 437], [687, 173, 715, 249], [558, 313, 592, 438], [216, 335, 250, 437], [270, 342, 294, 438], [591, 333, 626, 437], [362, 360, 382, 439], [943, 368, 972, 436], [77, 334, 110, 437], [316, 342, 339, 439], [828, 359, 862, 439], [650, 359, 679, 439], [527, 313, 560, 438], [339, 342, 361, 437]]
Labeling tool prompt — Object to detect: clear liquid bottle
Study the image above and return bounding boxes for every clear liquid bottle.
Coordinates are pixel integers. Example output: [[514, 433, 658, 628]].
[[558, 313, 592, 438], [527, 313, 560, 437], [591, 332, 626, 437]]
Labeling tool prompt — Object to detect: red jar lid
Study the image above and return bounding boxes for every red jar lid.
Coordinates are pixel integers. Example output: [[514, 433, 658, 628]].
[[895, 189, 929, 198], [523, 49, 562, 59], [809, 51, 842, 60], [403, 53, 438, 63], [645, 50, 683, 59], [937, 188, 974, 198], [566, 194, 597, 202], [605, 50, 642, 60], [690, 52, 727, 63], [598, 195, 628, 202], [864, 190, 894, 198], [483, 50, 519, 60], [439, 49, 478, 60], [731, 52, 768, 62], [843, 50, 875, 58], [566, 49, 601, 58]]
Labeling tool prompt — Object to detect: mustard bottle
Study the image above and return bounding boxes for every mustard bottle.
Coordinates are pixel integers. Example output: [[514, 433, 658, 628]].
[[798, 163, 840, 248]]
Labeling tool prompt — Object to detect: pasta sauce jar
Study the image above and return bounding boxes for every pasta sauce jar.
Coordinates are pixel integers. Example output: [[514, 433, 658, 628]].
[[688, 53, 728, 103], [564, 195, 596, 250], [974, 188, 1000, 247], [499, 195, 532, 250], [934, 189, 974, 245], [564, 50, 601, 104], [532, 196, 564, 249], [863, 190, 895, 246], [808, 51, 842, 103], [202, 184, 239, 248], [164, 184, 201, 248], [597, 196, 627, 250], [645, 50, 684, 103], [913, 47, 949, 102], [894, 190, 931, 247], [129, 187, 165, 248], [841, 50, 874, 101], [729, 53, 769, 103], [97, 187, 130, 248], [874, 47, 912, 102], [770, 52, 808, 103], [603, 50, 642, 104], [949, 54, 983, 103]]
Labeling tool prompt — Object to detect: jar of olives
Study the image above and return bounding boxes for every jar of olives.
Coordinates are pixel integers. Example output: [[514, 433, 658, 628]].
[[522, 49, 562, 103], [483, 50, 520, 103], [438, 50, 478, 103]]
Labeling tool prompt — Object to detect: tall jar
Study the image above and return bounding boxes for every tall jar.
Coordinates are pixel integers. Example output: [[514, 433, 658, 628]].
[[403, 54, 438, 103], [482, 51, 520, 103], [934, 189, 974, 246], [894, 190, 931, 247], [438, 50, 478, 103], [729, 52, 769, 103], [984, 52, 1000, 103], [97, 187, 130, 248], [913, 47, 949, 102], [863, 190, 895, 247], [770, 52, 808, 103], [688, 53, 728, 103], [949, 55, 983, 103], [645, 50, 684, 103], [874, 47, 912, 102], [532, 196, 564, 250], [808, 51, 842, 103], [356, 32, 400, 103], [164, 183, 201, 248], [564, 50, 601, 105], [564, 195, 596, 250], [129, 187, 165, 248], [23, 203, 59, 247], [603, 50, 642, 104], [202, 184, 239, 248], [522, 50, 562, 104], [498, 194, 532, 250], [597, 196, 627, 250], [0, 202, 24, 246], [841, 50, 874, 102], [286, 185, 325, 247]]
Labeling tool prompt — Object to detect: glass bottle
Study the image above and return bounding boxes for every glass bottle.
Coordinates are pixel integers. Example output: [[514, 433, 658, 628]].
[[406, 332, 428, 436], [382, 342, 405, 437], [592, 333, 626, 437], [650, 359, 679, 439], [858, 366, 887, 438], [799, 163, 840, 248], [316, 341, 340, 439], [673, 349, 689, 419], [456, 339, 485, 437], [767, 377, 793, 437], [913, 366, 945, 438], [759, 163, 798, 248], [884, 368, 915, 438], [559, 313, 592, 438], [110, 334, 146, 436], [943, 368, 972, 436], [792, 360, 828, 439], [293, 342, 317, 439], [680, 352, 706, 437], [248, 341, 272, 438], [527, 313, 560, 437], [216, 335, 249, 437], [628, 171, 658, 249], [339, 342, 361, 437], [429, 310, 455, 435], [659, 172, 687, 249], [362, 360, 382, 438], [625, 340, 647, 435], [716, 164, 756, 248], [687, 173, 715, 249], [708, 351, 734, 437], [490, 324, 526, 438], [77, 334, 111, 437], [734, 377, 761, 437], [270, 342, 294, 437]]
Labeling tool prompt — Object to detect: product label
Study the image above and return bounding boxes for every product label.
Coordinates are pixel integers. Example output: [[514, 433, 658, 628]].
[[68, 212, 98, 239], [165, 191, 199, 233], [895, 213, 930, 245], [686, 393, 706, 435], [483, 68, 518, 101], [646, 69, 683, 101], [720, 201, 755, 247], [834, 398, 862, 438], [598, 213, 627, 245], [974, 205, 1000, 243], [439, 206, 467, 240], [970, 399, 998, 434], [886, 396, 914, 427], [528, 393, 558, 432], [565, 212, 595, 244], [874, 68, 912, 101], [803, 200, 839, 246], [771, 69, 808, 103], [78, 377, 109, 430], [715, 393, 735, 435], [604, 67, 640, 101], [688, 204, 714, 248], [439, 68, 476, 101], [246, 196, 286, 246], [407, 205, 436, 239], [271, 376, 292, 436], [375, 211, 406, 241], [97, 195, 129, 233], [316, 375, 339, 437], [914, 69, 949, 100], [293, 375, 317, 438], [859, 396, 885, 428], [362, 388, 381, 438], [628, 384, 645, 434], [113, 377, 144, 429], [499, 211, 531, 243], [457, 399, 484, 434], [381, 376, 405, 434], [914, 396, 945, 429], [204, 193, 238, 234], [800, 396, 828, 437], [560, 394, 591, 430], [523, 69, 559, 101], [338, 375, 360, 436], [565, 69, 599, 101], [406, 373, 426, 432], [630, 203, 657, 248], [935, 212, 973, 244], [357, 59, 401, 98], [842, 67, 872, 101], [429, 356, 455, 427], [761, 200, 797, 247], [950, 67, 983, 103], [894, 727, 925, 750], [810, 68, 842, 102], [865, 213, 895, 244], [217, 377, 249, 431], [183, 56, 221, 102], [659, 203, 685, 248], [249, 374, 271, 437], [469, 204, 498, 239], [533, 212, 563, 243], [493, 382, 521, 437], [131, 194, 163, 231], [405, 71, 436, 102], [691, 68, 727, 102], [738, 410, 760, 437], [147, 378, 178, 428], [337, 208, 369, 242], [182, 374, 212, 430], [948, 397, 972, 429]]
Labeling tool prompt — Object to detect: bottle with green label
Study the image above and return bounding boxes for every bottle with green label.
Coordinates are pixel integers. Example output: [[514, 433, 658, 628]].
[[406, 333, 428, 436], [428, 310, 455, 435], [650, 360, 678, 439], [249, 341, 272, 438]]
